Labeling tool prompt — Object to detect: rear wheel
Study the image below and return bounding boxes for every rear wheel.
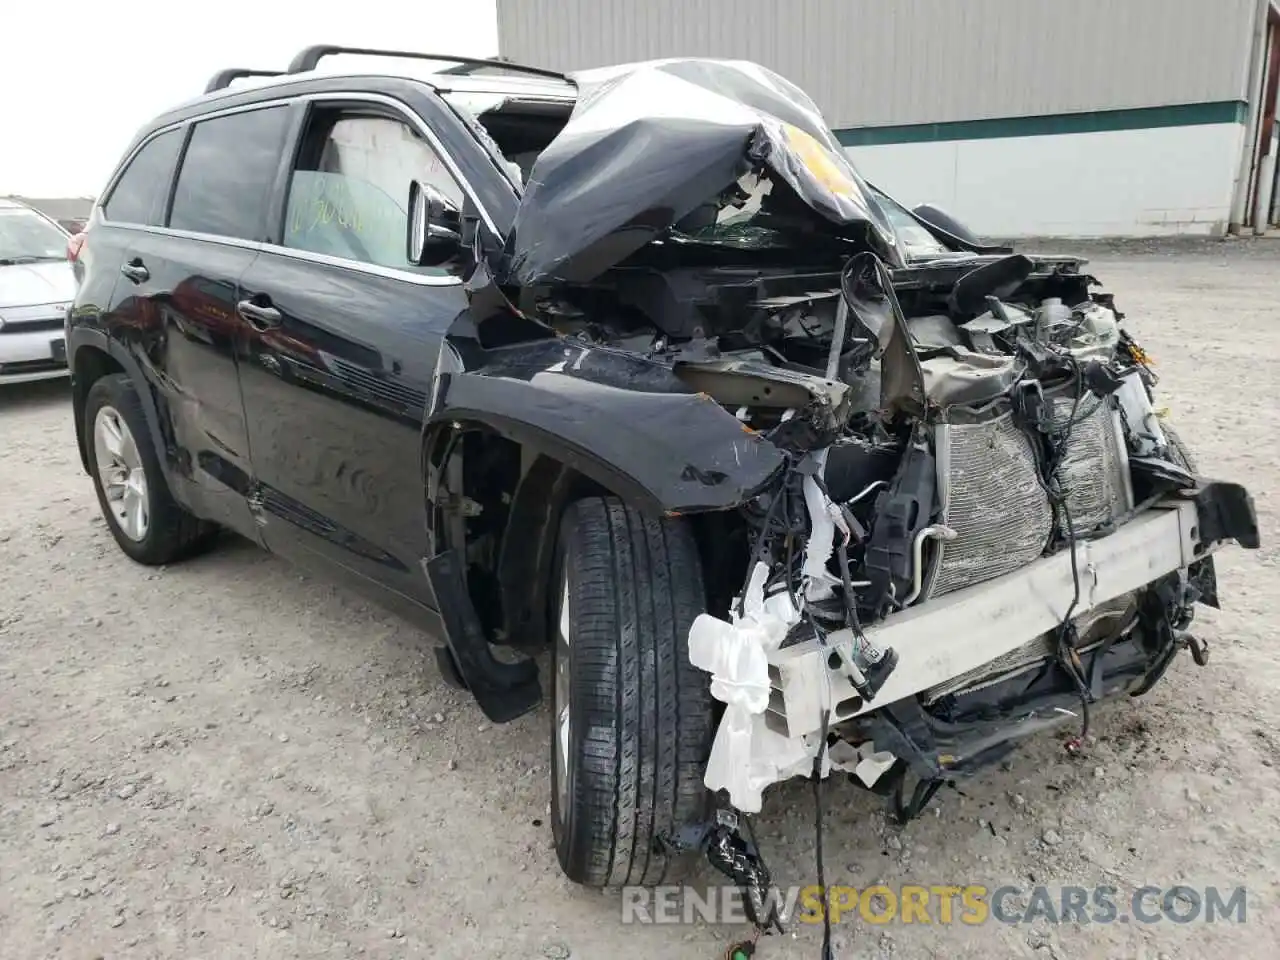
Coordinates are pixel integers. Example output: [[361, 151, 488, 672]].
[[85, 374, 217, 565], [550, 496, 716, 887]]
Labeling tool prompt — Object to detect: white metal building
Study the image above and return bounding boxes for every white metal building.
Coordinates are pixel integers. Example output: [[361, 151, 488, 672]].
[[497, 0, 1280, 237]]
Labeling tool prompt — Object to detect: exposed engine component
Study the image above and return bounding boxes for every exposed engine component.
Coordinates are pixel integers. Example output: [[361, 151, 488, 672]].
[[863, 434, 937, 613], [497, 70, 1256, 827], [673, 245, 1245, 816]]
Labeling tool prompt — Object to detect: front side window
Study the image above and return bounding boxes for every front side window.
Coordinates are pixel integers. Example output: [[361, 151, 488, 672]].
[[282, 111, 464, 276], [0, 206, 68, 262], [103, 128, 184, 226], [169, 106, 290, 241]]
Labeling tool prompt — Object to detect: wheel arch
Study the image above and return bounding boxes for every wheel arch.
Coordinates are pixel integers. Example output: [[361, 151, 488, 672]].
[[70, 332, 176, 492], [70, 333, 130, 475], [423, 416, 754, 653], [418, 360, 782, 655], [422, 417, 609, 652]]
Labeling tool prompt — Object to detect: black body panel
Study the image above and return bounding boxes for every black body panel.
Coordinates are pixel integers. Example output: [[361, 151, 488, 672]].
[[235, 249, 459, 608], [426, 338, 786, 514], [113, 233, 262, 538]]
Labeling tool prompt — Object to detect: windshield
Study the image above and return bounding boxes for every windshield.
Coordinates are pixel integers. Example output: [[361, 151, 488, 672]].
[[667, 178, 973, 260], [0, 207, 68, 263], [667, 171, 822, 250]]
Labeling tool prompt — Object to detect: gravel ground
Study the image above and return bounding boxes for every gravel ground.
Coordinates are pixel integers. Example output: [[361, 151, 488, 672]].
[[2, 239, 1279, 960]]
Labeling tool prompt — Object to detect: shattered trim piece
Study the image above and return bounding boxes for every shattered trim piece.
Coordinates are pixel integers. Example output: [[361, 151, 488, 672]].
[[688, 562, 817, 813]]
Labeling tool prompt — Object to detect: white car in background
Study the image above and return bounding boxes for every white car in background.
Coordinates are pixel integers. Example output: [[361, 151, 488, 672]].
[[0, 198, 74, 385]]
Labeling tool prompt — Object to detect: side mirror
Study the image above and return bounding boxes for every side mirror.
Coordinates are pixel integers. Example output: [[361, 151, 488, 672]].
[[407, 180, 463, 267], [910, 203, 981, 246]]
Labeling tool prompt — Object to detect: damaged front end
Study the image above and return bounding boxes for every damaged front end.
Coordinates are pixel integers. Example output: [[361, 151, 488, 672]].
[[424, 58, 1260, 847], [683, 252, 1261, 820]]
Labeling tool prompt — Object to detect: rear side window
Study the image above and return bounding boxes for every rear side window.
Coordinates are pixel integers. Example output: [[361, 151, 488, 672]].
[[103, 129, 184, 226], [169, 106, 290, 241]]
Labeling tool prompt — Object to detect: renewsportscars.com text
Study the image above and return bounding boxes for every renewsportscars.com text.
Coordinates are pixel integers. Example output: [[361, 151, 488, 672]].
[[621, 884, 1248, 926]]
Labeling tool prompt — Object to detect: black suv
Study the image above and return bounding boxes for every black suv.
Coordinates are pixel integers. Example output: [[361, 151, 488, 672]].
[[69, 47, 723, 889], [68, 47, 1257, 897]]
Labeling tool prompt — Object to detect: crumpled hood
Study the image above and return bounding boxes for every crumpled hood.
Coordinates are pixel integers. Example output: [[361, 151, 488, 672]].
[[500, 58, 900, 286], [0, 260, 74, 310]]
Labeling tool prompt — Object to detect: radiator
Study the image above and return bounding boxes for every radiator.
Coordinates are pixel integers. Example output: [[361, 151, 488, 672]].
[[1051, 394, 1133, 536], [925, 397, 1134, 600], [928, 412, 1053, 598]]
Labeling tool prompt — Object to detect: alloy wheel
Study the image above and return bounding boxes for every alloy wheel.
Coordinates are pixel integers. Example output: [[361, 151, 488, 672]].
[[93, 405, 149, 541]]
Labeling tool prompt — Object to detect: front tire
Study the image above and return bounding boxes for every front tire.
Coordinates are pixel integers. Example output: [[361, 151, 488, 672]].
[[84, 374, 216, 565], [1160, 420, 1198, 472], [550, 497, 716, 887]]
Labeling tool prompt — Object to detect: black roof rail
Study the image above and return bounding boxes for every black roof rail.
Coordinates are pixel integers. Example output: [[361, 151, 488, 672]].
[[436, 55, 543, 77], [204, 68, 286, 93], [285, 45, 567, 82]]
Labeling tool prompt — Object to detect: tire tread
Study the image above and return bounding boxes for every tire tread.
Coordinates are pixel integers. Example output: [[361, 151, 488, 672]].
[[554, 496, 714, 887]]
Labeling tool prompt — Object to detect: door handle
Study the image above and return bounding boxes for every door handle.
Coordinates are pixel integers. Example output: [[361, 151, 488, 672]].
[[236, 298, 282, 331], [120, 260, 149, 284]]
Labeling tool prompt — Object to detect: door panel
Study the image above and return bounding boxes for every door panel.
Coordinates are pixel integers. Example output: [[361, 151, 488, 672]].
[[111, 232, 262, 539], [236, 250, 461, 607], [115, 102, 293, 540]]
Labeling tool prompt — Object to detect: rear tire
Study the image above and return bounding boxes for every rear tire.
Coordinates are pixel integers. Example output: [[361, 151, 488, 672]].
[[549, 496, 716, 887], [85, 374, 217, 565]]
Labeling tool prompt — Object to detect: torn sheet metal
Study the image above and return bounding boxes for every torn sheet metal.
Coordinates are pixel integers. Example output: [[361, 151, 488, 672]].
[[502, 58, 900, 286], [427, 339, 786, 513]]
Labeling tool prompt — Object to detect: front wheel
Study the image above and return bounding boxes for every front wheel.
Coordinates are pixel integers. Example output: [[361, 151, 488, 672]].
[[550, 496, 716, 887]]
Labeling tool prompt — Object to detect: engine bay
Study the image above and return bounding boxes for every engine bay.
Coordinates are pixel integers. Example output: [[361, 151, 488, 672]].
[[418, 58, 1263, 938], [531, 244, 1191, 626], [507, 241, 1226, 819]]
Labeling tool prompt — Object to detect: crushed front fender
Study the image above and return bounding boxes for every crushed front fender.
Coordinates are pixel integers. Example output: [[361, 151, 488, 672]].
[[425, 338, 786, 514]]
